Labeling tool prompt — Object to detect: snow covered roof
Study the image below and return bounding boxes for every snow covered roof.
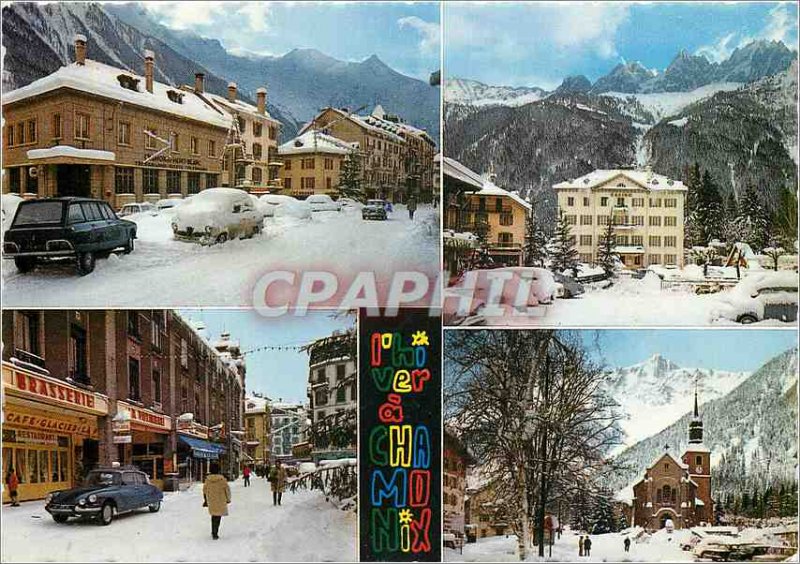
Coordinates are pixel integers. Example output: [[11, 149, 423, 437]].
[[27, 146, 116, 162], [473, 177, 532, 211], [3, 60, 231, 129], [204, 92, 281, 125], [278, 131, 358, 156], [695, 497, 705, 506], [615, 483, 636, 504], [685, 442, 711, 453], [299, 107, 406, 143], [245, 396, 269, 414], [442, 156, 484, 190], [648, 451, 689, 470], [553, 169, 688, 192], [360, 113, 435, 145]]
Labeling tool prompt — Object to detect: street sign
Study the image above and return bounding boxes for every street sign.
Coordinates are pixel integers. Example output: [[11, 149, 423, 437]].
[[113, 434, 132, 444]]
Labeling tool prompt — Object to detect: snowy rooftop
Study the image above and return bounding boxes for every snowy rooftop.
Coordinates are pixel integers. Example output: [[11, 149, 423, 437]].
[[442, 156, 484, 190], [3, 60, 231, 129], [205, 92, 281, 125], [278, 131, 358, 156], [299, 107, 406, 144], [473, 177, 532, 211], [553, 169, 688, 192], [244, 396, 269, 414], [28, 146, 116, 162], [615, 483, 636, 504]]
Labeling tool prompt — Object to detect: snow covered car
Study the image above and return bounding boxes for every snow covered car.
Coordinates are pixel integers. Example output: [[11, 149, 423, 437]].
[[478, 267, 559, 305], [259, 194, 312, 220], [362, 199, 388, 220], [45, 468, 162, 526], [306, 194, 341, 212], [553, 272, 585, 298], [337, 197, 362, 211], [713, 272, 798, 324], [118, 202, 156, 217], [3, 198, 137, 275], [171, 188, 264, 244], [156, 198, 183, 211]]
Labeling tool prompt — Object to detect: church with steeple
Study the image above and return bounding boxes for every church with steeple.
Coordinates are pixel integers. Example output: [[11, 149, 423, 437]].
[[628, 388, 714, 530]]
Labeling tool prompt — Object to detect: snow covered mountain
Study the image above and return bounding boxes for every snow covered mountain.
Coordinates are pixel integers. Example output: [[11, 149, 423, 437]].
[[609, 348, 798, 499], [605, 354, 750, 450], [590, 61, 657, 94], [444, 78, 547, 107]]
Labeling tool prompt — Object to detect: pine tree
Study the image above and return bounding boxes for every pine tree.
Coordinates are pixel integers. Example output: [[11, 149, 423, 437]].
[[335, 151, 365, 202], [696, 170, 725, 244], [549, 210, 580, 277], [772, 186, 798, 248], [736, 186, 770, 251], [523, 210, 548, 267], [596, 220, 618, 277], [723, 192, 742, 243], [590, 493, 617, 534], [683, 163, 703, 247]]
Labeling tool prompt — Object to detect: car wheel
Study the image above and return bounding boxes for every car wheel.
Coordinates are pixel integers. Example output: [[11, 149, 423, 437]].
[[98, 502, 114, 526], [52, 514, 69, 524], [737, 314, 759, 324], [148, 501, 161, 513], [13, 256, 36, 273], [123, 237, 134, 254], [215, 232, 228, 245], [75, 252, 96, 276]]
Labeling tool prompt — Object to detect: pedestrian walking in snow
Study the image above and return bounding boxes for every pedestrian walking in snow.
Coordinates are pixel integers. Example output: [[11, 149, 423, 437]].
[[203, 462, 231, 540], [624, 536, 631, 552], [5, 468, 20, 506], [578, 535, 584, 557], [243, 465, 251, 487], [269, 461, 287, 506], [583, 536, 592, 556], [407, 196, 417, 220]]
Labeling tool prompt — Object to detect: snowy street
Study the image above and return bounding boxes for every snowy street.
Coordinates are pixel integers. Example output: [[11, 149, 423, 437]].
[[446, 529, 694, 562], [1, 477, 356, 562], [1, 204, 439, 307]]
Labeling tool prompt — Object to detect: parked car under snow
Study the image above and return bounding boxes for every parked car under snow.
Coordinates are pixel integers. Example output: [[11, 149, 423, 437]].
[[118, 202, 156, 217], [259, 194, 312, 219], [171, 188, 264, 244], [306, 194, 341, 212], [713, 271, 798, 324]]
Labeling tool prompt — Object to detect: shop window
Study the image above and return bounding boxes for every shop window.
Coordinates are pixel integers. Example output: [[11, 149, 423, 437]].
[[75, 112, 90, 140], [115, 167, 135, 194], [118, 121, 131, 146], [187, 173, 201, 194], [143, 168, 160, 194], [167, 171, 181, 193], [28, 450, 39, 484], [129, 357, 141, 401], [69, 325, 88, 384], [206, 174, 219, 188]]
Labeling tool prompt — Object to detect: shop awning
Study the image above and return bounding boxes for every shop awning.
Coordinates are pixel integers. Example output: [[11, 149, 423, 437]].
[[178, 434, 226, 460]]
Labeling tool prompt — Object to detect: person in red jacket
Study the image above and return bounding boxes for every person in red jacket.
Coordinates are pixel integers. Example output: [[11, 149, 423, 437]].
[[242, 465, 251, 487], [6, 468, 20, 506]]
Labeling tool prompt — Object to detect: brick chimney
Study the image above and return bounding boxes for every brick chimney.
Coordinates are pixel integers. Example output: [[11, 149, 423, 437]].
[[194, 72, 205, 93], [144, 49, 155, 94], [227, 82, 237, 102], [256, 87, 267, 115], [74, 34, 87, 65]]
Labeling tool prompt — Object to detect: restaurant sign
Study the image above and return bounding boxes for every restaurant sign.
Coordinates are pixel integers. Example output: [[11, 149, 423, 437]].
[[2, 362, 109, 416], [117, 401, 172, 433], [177, 419, 209, 439], [4, 410, 98, 439]]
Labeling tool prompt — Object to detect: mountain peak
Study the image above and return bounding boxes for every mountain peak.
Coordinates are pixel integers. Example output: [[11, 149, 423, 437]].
[[554, 74, 591, 94]]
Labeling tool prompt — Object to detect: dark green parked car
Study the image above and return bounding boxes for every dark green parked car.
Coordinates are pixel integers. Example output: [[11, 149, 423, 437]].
[[3, 197, 137, 275]]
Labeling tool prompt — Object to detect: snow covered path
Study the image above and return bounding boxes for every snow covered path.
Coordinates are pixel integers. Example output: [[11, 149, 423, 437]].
[[1, 205, 439, 308], [446, 529, 694, 562], [1, 477, 356, 562]]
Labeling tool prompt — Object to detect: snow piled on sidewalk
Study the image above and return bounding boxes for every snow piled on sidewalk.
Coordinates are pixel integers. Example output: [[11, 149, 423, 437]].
[[1, 478, 355, 562]]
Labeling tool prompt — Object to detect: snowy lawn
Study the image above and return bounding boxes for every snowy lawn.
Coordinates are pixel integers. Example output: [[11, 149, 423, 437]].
[[1, 204, 439, 307], [1, 477, 356, 562], [465, 274, 796, 327], [445, 529, 694, 562]]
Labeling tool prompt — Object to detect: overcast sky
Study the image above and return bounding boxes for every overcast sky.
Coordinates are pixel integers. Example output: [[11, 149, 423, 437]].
[[178, 309, 354, 404], [137, 1, 440, 80], [444, 1, 799, 89]]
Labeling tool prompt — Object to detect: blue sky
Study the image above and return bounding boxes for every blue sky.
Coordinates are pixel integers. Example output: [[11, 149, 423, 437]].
[[139, 1, 440, 80], [178, 309, 354, 404], [581, 329, 797, 373], [444, 1, 799, 88]]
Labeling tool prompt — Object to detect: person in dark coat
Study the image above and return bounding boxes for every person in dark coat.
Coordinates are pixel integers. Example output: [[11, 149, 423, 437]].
[[203, 461, 231, 540], [578, 535, 584, 557], [624, 536, 631, 552], [6, 469, 20, 506], [583, 535, 592, 556], [407, 196, 417, 220]]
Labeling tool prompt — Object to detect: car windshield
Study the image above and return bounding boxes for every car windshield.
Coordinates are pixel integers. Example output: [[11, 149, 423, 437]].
[[85, 471, 121, 487], [367, 200, 383, 206], [12, 202, 64, 226]]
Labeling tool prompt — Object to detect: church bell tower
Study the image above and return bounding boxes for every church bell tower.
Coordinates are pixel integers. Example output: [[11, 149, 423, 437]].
[[683, 383, 712, 524]]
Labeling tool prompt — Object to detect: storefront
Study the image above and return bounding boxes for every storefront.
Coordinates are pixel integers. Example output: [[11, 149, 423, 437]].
[[115, 401, 172, 490], [176, 420, 224, 482], [2, 361, 109, 502]]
